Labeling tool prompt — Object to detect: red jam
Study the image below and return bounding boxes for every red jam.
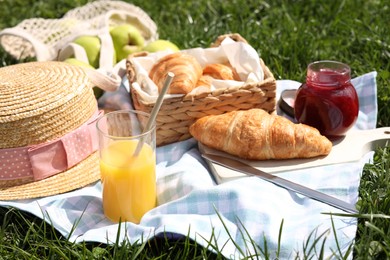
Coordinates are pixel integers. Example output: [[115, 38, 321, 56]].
[[294, 61, 359, 137]]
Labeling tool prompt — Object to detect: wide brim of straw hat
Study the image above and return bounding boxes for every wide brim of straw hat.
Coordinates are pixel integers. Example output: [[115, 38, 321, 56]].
[[0, 152, 100, 200]]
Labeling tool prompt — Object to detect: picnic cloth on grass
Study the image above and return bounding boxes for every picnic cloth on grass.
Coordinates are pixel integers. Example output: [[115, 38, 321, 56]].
[[0, 71, 378, 259]]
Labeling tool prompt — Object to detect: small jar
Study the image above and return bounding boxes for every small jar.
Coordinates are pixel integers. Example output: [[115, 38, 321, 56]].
[[294, 61, 359, 137]]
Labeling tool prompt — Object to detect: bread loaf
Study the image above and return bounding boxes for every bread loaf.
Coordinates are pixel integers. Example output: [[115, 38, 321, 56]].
[[189, 108, 332, 160]]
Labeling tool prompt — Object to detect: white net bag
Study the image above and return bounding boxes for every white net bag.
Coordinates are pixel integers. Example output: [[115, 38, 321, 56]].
[[0, 0, 158, 90]]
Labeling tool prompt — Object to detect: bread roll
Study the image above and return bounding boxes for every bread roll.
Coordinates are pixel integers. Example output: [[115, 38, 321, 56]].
[[149, 52, 202, 94], [189, 108, 332, 160]]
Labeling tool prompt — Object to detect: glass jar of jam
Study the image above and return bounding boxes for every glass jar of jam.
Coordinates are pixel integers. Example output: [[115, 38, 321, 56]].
[[294, 61, 359, 137]]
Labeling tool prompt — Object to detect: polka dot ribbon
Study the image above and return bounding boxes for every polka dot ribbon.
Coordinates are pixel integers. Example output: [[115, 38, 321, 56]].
[[0, 110, 103, 181]]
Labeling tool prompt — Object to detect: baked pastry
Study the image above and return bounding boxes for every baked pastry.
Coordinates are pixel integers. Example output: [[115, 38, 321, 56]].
[[195, 75, 213, 88], [149, 52, 202, 94], [189, 108, 332, 160], [195, 63, 240, 88], [202, 63, 240, 81]]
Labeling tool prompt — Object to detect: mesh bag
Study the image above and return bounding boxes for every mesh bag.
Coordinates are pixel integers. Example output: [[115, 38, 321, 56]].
[[0, 0, 158, 70]]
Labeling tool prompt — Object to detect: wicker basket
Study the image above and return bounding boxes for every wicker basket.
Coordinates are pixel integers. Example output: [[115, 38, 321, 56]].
[[126, 34, 276, 146]]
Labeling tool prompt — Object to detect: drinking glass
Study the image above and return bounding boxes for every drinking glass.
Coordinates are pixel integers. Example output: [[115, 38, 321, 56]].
[[96, 110, 156, 223]]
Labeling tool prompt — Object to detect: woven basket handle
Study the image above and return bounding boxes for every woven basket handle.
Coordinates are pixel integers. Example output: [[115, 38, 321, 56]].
[[210, 33, 248, 47], [126, 51, 149, 84]]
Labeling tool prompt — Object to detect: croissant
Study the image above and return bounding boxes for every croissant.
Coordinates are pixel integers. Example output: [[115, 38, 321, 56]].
[[196, 75, 213, 88], [202, 63, 240, 81], [195, 63, 240, 88], [189, 108, 332, 160], [149, 52, 202, 94]]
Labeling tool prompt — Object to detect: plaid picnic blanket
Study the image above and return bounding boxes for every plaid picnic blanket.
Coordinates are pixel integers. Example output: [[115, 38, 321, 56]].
[[0, 71, 378, 259]]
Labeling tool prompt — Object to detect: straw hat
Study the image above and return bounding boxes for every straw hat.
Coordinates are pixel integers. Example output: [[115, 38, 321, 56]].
[[0, 61, 101, 200]]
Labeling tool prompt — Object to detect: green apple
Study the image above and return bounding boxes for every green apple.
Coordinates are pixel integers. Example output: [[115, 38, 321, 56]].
[[63, 58, 95, 69], [110, 24, 145, 62], [73, 35, 101, 68], [143, 39, 179, 53], [63, 58, 104, 99]]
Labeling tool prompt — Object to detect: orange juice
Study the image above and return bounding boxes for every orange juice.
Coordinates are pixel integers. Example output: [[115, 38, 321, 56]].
[[100, 140, 156, 223]]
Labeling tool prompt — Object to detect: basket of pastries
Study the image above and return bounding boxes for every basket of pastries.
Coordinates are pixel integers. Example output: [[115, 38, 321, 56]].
[[126, 33, 276, 146]]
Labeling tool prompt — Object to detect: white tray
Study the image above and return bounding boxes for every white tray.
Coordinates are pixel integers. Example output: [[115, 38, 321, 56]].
[[199, 127, 390, 184]]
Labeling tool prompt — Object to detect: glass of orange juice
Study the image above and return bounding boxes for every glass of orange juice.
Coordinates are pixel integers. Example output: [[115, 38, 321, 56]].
[[96, 110, 156, 224]]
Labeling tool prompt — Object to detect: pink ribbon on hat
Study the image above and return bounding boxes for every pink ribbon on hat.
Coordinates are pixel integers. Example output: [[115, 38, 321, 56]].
[[0, 110, 103, 181]]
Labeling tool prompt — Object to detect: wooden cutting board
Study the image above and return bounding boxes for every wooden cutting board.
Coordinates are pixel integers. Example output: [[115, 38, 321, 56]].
[[199, 127, 390, 184]]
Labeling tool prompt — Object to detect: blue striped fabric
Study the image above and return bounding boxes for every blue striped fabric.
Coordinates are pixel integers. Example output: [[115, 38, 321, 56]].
[[0, 72, 378, 259]]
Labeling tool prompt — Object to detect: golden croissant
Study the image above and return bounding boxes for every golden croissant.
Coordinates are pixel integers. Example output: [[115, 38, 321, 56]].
[[149, 52, 202, 94], [189, 108, 332, 160], [196, 63, 240, 88], [202, 63, 240, 81]]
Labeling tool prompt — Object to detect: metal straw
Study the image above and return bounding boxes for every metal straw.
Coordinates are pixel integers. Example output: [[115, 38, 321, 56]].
[[133, 72, 175, 156]]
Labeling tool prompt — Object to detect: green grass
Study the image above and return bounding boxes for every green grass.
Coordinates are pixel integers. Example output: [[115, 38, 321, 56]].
[[0, 0, 389, 259]]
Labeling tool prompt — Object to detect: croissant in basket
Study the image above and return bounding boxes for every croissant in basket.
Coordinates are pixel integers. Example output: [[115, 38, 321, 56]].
[[149, 52, 202, 94], [196, 63, 240, 88], [189, 108, 332, 160], [203, 63, 240, 81]]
